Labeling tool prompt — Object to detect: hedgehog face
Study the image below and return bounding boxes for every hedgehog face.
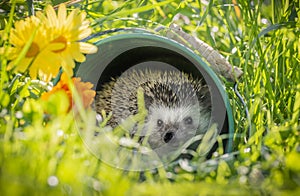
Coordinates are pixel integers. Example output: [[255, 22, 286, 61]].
[[145, 103, 209, 151]]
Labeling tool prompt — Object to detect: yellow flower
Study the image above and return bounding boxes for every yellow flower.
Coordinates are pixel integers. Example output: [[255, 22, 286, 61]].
[[41, 73, 96, 112], [6, 4, 97, 82], [37, 4, 98, 76], [7, 16, 63, 80]]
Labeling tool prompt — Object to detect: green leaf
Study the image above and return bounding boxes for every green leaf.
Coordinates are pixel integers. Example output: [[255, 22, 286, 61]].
[[19, 81, 30, 98], [0, 93, 10, 107], [8, 74, 22, 95], [291, 84, 300, 124], [286, 151, 300, 172]]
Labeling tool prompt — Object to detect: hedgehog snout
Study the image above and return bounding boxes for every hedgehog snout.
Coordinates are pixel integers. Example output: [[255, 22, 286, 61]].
[[163, 130, 175, 143]]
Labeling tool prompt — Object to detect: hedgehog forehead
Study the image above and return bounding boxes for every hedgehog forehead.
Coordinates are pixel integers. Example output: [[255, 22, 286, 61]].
[[148, 104, 201, 125], [143, 80, 200, 107]]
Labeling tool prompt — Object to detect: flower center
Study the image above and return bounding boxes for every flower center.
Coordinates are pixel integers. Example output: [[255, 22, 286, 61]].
[[52, 36, 68, 53], [26, 42, 40, 58]]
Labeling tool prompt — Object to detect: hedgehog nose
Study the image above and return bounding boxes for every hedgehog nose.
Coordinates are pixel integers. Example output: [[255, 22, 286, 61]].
[[163, 131, 175, 143]]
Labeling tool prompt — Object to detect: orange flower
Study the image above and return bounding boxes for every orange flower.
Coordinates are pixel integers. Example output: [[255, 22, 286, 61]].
[[42, 73, 95, 111], [72, 77, 96, 109]]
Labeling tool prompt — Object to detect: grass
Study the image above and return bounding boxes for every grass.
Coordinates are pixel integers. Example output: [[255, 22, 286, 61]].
[[0, 0, 300, 195]]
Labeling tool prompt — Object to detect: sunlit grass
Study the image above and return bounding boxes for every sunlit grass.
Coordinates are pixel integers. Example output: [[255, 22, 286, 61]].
[[0, 0, 299, 195]]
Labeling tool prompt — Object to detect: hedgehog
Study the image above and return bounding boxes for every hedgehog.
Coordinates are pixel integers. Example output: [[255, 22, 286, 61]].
[[95, 69, 211, 156]]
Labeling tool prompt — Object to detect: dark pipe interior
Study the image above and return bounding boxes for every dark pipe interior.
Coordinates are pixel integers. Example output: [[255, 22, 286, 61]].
[[96, 46, 205, 91]]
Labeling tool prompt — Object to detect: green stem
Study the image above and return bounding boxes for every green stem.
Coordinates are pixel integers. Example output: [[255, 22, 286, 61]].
[[27, 0, 35, 16], [1, 0, 16, 91]]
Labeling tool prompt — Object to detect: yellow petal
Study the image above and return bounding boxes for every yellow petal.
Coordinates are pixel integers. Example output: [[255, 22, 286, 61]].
[[79, 42, 98, 54], [10, 32, 23, 46], [7, 56, 31, 72], [28, 61, 39, 79], [58, 4, 67, 28], [46, 5, 58, 27], [70, 46, 86, 62], [73, 49, 86, 62], [77, 28, 92, 40], [36, 11, 45, 20], [65, 9, 79, 28]]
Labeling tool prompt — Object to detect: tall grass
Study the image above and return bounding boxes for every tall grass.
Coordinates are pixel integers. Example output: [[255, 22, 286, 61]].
[[0, 0, 299, 195]]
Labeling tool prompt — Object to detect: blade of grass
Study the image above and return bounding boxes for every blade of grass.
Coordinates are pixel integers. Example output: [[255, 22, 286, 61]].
[[92, 0, 174, 22]]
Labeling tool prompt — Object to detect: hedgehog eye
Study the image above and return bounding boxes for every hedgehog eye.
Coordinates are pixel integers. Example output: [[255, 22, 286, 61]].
[[128, 107, 134, 112], [157, 119, 163, 127], [184, 117, 193, 125]]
